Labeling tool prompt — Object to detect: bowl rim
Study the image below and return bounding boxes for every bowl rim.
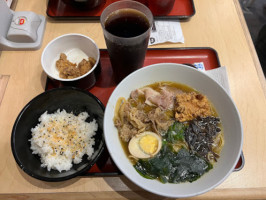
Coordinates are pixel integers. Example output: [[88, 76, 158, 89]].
[[11, 87, 105, 182], [41, 33, 100, 82], [103, 63, 243, 198]]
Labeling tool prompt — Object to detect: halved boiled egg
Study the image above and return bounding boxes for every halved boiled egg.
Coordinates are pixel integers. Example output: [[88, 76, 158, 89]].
[[128, 131, 162, 159]]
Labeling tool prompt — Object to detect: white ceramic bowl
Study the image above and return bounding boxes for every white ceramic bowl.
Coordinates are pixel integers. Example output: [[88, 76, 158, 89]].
[[41, 33, 100, 88], [104, 63, 243, 198]]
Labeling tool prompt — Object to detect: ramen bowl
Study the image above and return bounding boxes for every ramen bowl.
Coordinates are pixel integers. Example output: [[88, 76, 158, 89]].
[[41, 34, 100, 89], [104, 63, 243, 198]]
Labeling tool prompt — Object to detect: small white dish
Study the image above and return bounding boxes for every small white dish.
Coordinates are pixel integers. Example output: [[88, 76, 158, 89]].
[[41, 33, 100, 88]]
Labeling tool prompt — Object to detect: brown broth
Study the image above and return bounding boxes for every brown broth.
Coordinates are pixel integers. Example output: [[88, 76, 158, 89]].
[[115, 81, 221, 164]]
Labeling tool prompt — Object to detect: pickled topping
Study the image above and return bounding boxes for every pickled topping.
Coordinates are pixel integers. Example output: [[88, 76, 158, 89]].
[[185, 116, 222, 162]]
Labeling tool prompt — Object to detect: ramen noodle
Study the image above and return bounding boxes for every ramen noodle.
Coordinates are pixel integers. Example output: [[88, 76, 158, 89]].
[[114, 82, 224, 183]]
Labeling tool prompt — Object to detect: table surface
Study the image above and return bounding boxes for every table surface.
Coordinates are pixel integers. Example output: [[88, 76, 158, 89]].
[[0, 0, 265, 199]]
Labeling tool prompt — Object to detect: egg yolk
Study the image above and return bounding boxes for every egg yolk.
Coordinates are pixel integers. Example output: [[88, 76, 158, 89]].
[[139, 135, 158, 155]]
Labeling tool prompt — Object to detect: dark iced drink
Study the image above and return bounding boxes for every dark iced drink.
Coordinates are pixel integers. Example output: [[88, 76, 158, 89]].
[[100, 0, 153, 83]]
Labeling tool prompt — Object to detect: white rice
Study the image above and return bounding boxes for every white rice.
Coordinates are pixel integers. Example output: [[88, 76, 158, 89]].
[[29, 109, 98, 172]]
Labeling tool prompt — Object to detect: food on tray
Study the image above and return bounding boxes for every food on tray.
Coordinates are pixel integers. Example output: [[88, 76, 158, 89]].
[[56, 53, 96, 79], [175, 92, 213, 122], [29, 109, 98, 172], [128, 131, 162, 159], [113, 82, 224, 183]]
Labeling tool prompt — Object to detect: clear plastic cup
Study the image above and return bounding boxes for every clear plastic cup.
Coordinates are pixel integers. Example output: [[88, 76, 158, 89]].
[[100, 0, 153, 83]]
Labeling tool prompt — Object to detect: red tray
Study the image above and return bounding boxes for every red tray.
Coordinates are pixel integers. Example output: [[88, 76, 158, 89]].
[[45, 48, 244, 175], [46, 0, 195, 20]]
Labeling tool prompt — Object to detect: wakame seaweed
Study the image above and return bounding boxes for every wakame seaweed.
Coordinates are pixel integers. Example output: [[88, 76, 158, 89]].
[[134, 144, 212, 183], [164, 121, 187, 143]]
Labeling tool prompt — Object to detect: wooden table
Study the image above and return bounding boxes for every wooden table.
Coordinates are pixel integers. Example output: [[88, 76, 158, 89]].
[[0, 0, 265, 199]]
